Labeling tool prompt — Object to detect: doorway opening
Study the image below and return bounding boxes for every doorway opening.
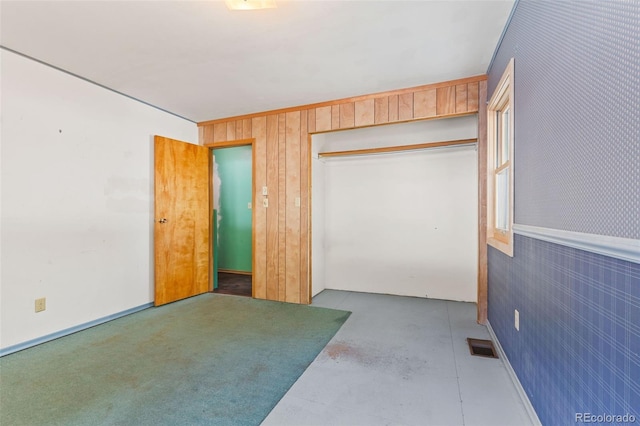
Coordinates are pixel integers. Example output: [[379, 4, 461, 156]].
[[211, 144, 254, 297]]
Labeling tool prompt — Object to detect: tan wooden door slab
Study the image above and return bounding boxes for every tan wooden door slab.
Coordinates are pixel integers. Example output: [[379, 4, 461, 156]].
[[154, 135, 210, 306]]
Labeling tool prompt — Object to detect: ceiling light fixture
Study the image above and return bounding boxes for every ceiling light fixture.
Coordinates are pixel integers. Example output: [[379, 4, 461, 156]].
[[225, 0, 277, 10]]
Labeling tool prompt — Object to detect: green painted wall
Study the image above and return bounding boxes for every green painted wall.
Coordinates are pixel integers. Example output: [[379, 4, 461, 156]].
[[214, 146, 252, 272]]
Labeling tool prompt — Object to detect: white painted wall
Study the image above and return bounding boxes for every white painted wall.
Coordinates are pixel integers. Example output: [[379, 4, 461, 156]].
[[0, 50, 198, 350], [311, 134, 328, 297], [312, 117, 478, 302]]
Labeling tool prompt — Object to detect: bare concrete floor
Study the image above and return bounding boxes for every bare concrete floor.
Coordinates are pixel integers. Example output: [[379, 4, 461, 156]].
[[262, 290, 534, 426]]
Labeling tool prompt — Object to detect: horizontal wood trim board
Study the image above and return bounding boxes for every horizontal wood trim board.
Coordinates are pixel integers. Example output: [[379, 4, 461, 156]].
[[308, 111, 477, 135], [217, 269, 253, 276], [204, 138, 255, 148], [513, 224, 640, 264], [197, 75, 487, 126], [318, 138, 477, 158]]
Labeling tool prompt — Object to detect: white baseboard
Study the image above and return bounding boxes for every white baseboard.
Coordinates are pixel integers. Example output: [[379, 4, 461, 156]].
[[487, 321, 542, 426]]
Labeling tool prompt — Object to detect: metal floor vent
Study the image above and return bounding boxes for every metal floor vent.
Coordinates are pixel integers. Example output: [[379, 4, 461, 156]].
[[466, 338, 498, 358]]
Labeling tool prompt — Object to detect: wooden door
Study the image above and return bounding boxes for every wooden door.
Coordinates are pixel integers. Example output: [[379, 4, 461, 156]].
[[154, 135, 210, 306]]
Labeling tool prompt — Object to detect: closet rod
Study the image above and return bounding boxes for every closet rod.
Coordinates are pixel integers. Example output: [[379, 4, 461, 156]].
[[317, 138, 477, 158]]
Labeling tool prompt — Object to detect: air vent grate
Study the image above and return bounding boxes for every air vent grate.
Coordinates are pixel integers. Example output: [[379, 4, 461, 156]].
[[466, 338, 498, 358]]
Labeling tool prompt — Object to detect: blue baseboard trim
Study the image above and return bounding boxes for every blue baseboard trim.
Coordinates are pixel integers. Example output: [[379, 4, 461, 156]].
[[487, 320, 542, 426], [513, 224, 640, 264], [0, 302, 154, 357]]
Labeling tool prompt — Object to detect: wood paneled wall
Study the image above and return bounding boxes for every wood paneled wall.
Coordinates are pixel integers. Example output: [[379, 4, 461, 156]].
[[200, 75, 486, 305]]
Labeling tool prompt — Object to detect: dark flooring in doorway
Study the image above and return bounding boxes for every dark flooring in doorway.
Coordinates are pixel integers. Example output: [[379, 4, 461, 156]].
[[214, 272, 252, 297]]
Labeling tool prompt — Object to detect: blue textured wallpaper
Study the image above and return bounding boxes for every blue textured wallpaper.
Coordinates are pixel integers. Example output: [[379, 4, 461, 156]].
[[487, 1, 640, 424], [489, 236, 639, 425], [488, 1, 639, 239]]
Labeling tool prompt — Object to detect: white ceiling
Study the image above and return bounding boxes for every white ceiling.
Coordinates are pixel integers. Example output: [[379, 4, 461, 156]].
[[0, 0, 514, 123]]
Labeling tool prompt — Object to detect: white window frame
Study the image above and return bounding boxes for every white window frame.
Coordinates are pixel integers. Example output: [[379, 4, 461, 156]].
[[487, 58, 514, 256]]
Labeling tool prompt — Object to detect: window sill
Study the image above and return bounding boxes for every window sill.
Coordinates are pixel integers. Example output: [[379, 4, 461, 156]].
[[487, 234, 513, 257]]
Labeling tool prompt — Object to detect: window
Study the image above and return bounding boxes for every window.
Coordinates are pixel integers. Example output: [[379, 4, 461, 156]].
[[487, 58, 514, 256]]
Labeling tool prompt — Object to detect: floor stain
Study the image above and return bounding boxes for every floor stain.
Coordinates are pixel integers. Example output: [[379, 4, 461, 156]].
[[324, 342, 363, 362]]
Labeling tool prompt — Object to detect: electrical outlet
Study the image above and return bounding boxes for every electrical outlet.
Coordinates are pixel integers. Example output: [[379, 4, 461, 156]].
[[35, 297, 46, 313], [263, 198, 269, 208], [247, 202, 252, 209], [262, 186, 268, 196], [514, 309, 520, 331]]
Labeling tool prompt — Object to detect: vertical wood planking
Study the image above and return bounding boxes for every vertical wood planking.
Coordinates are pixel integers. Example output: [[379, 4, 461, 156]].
[[468, 82, 479, 112], [226, 122, 236, 141], [202, 125, 215, 145], [477, 80, 488, 324], [277, 113, 287, 301], [456, 84, 468, 113], [213, 123, 227, 142], [331, 105, 340, 130], [436, 86, 456, 115], [339, 102, 355, 129], [388, 95, 399, 122], [243, 119, 252, 139], [315, 106, 331, 132], [285, 111, 301, 303], [398, 93, 414, 121], [355, 99, 375, 127], [252, 117, 267, 299], [198, 76, 488, 306], [374, 97, 389, 124], [265, 115, 279, 300], [307, 108, 316, 134], [299, 111, 310, 304], [413, 89, 437, 119]]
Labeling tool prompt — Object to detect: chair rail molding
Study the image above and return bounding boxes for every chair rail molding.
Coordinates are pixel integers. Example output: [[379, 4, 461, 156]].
[[513, 224, 640, 264]]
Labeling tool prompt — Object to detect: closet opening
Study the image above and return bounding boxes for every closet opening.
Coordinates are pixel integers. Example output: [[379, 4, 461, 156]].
[[310, 116, 479, 302]]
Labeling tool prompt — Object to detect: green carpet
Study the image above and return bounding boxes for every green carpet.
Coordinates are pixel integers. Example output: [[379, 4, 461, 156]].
[[0, 294, 351, 426]]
